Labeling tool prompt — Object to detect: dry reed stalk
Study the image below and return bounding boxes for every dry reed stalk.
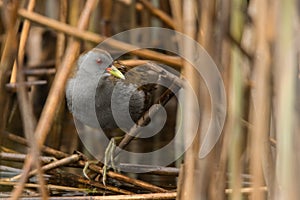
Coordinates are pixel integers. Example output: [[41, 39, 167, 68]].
[[179, 0, 198, 199], [10, 0, 49, 198], [10, 0, 36, 84], [118, 163, 179, 176], [17, 192, 177, 200], [210, 0, 231, 199], [0, 152, 55, 163], [196, 1, 218, 199], [5, 80, 47, 92], [100, 0, 113, 36], [34, 0, 97, 151], [114, 66, 182, 158], [274, 0, 299, 198], [197, 0, 215, 51], [248, 0, 273, 199], [169, 0, 182, 32], [5, 132, 69, 159], [9, 1, 98, 198], [68, 0, 82, 27], [227, 48, 244, 200], [47, 0, 67, 150], [56, 0, 67, 69], [0, 0, 19, 143], [129, 0, 136, 43], [0, 181, 87, 193], [225, 186, 267, 194], [227, 0, 247, 199], [9, 154, 80, 181], [139, 0, 175, 29], [87, 162, 169, 193], [73, 174, 133, 195], [17, 8, 182, 67]]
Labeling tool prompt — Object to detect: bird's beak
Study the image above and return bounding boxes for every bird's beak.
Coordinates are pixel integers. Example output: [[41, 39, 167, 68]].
[[106, 65, 125, 80]]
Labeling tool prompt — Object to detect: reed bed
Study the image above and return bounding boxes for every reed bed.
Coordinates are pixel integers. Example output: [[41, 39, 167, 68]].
[[0, 0, 299, 199]]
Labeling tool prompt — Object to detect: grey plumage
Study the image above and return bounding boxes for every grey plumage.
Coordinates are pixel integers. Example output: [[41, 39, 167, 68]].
[[66, 48, 160, 133]]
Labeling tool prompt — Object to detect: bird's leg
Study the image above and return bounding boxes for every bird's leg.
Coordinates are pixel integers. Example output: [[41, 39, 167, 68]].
[[110, 139, 118, 172], [102, 136, 123, 185], [82, 137, 122, 186], [103, 137, 115, 185]]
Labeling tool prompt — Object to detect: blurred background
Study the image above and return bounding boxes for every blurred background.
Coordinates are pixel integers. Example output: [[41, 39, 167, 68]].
[[0, 0, 299, 199]]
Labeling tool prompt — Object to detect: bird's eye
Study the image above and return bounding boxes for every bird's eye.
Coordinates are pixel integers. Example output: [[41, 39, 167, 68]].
[[96, 58, 102, 64]]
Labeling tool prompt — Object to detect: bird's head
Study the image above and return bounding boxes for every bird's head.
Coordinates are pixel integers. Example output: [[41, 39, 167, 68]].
[[79, 48, 126, 80]]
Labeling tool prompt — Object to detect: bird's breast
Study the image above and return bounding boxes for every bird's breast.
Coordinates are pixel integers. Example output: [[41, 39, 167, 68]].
[[95, 76, 147, 132]]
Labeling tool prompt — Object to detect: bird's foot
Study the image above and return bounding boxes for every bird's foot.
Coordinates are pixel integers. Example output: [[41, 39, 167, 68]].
[[83, 138, 121, 186]]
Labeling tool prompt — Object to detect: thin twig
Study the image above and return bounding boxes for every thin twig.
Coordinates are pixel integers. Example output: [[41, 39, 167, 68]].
[[0, 165, 22, 173], [117, 59, 149, 67], [17, 9, 182, 67], [85, 162, 169, 193], [0, 152, 56, 163], [119, 163, 179, 176], [71, 172, 133, 195], [47, 168, 133, 195], [26, 59, 56, 69], [226, 32, 253, 61], [269, 137, 276, 147], [0, 181, 87, 193], [225, 186, 267, 194], [4, 132, 69, 159], [115, 87, 177, 152], [9, 154, 81, 181], [138, 0, 175, 29], [5, 80, 47, 92], [17, 192, 177, 200], [22, 68, 56, 76], [115, 63, 182, 154]]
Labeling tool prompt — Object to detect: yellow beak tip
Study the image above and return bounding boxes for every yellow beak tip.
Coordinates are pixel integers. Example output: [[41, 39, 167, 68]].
[[108, 65, 126, 80]]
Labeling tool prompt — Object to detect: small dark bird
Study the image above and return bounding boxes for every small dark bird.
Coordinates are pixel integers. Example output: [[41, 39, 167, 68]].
[[66, 48, 161, 135], [65, 48, 173, 182]]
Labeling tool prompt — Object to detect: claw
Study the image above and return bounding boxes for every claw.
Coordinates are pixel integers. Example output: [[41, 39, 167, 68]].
[[83, 160, 98, 179]]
